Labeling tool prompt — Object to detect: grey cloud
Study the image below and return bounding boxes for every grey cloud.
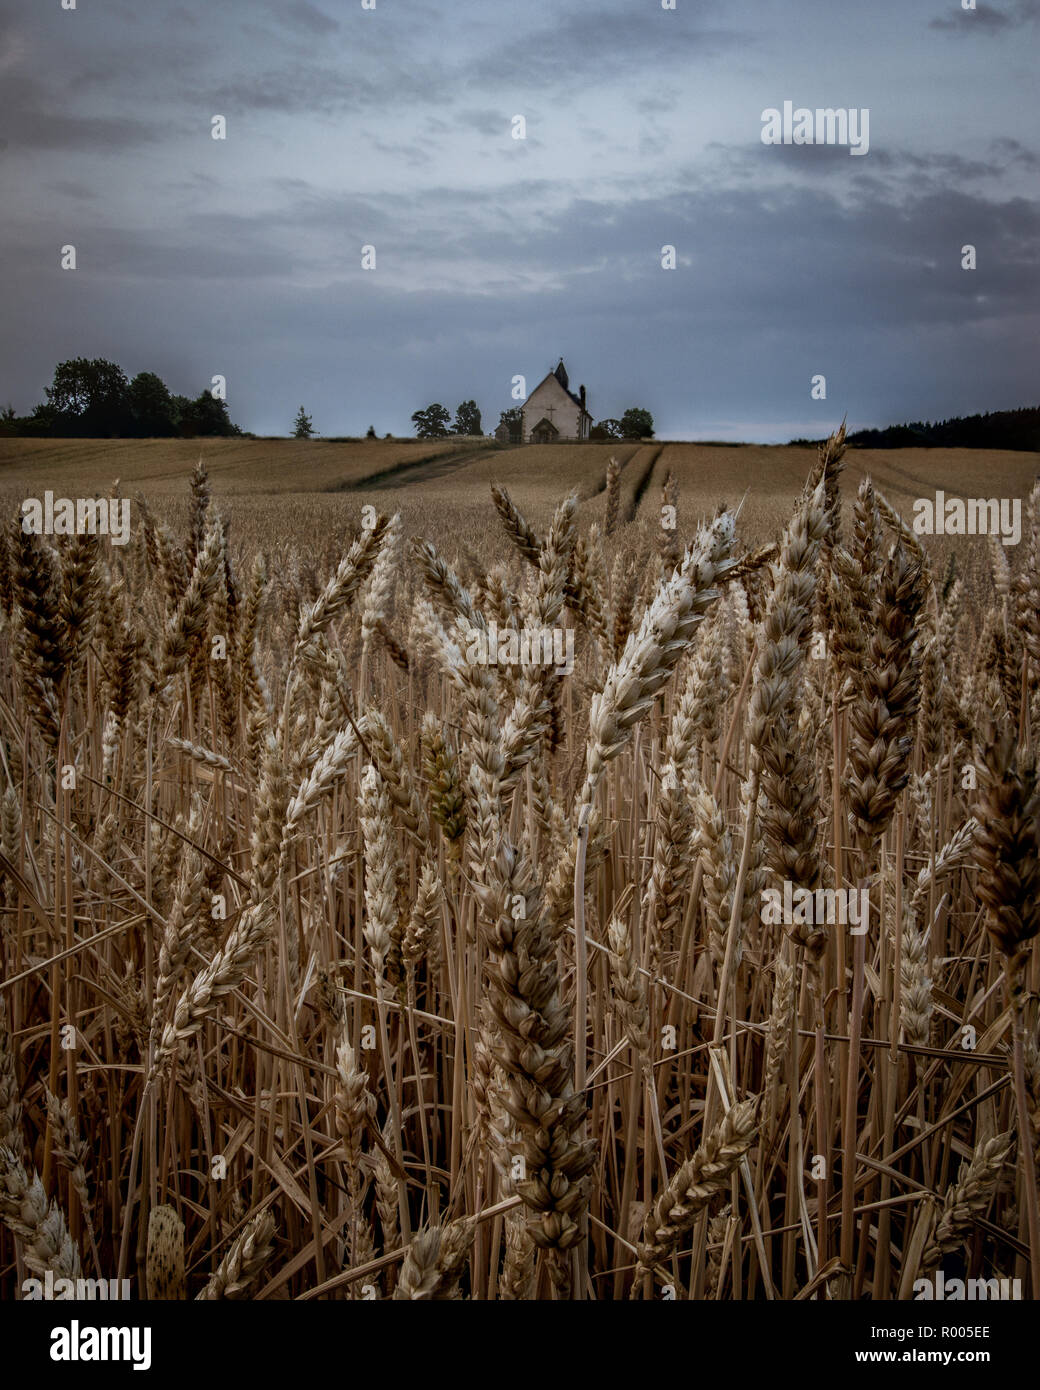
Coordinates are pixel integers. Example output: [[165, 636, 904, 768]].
[[577, 125, 612, 148], [988, 136, 1040, 170], [278, 2, 340, 35], [639, 132, 671, 158], [701, 138, 1033, 199], [0, 0, 735, 137], [201, 64, 379, 114], [2, 210, 1035, 439], [46, 179, 99, 200], [476, 9, 745, 91], [369, 137, 434, 168], [1, 109, 163, 153], [458, 109, 510, 137], [637, 91, 681, 115], [0, 0, 1036, 442], [870, 148, 1011, 182], [929, 1, 1039, 32], [202, 169, 1040, 328], [1, 218, 294, 283]]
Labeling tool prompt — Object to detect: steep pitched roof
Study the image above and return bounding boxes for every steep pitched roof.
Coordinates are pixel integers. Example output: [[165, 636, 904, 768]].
[[525, 364, 591, 418]]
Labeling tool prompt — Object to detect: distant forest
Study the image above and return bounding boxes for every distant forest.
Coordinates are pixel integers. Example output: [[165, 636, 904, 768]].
[[791, 405, 1040, 452]]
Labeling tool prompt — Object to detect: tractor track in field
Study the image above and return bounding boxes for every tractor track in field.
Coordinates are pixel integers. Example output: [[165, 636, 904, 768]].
[[626, 444, 666, 522], [345, 443, 512, 491]]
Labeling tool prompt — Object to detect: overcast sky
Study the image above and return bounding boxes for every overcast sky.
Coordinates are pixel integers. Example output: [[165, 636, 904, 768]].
[[1, 0, 1037, 441]]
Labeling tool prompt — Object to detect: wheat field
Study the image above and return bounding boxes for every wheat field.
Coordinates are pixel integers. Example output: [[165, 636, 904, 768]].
[[1, 429, 1039, 1301]]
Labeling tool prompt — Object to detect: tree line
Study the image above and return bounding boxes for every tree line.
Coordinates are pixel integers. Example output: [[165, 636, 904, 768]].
[[1, 363, 659, 443], [411, 402, 655, 440], [790, 405, 1039, 452], [411, 401, 483, 438], [1, 358, 241, 438]]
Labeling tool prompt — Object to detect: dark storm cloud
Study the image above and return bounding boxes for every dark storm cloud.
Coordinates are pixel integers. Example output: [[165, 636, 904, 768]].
[[869, 143, 1040, 182], [930, 0, 1040, 31], [3, 110, 162, 153], [392, 179, 1040, 332], [698, 138, 1039, 202], [637, 92, 681, 115], [276, 2, 340, 36], [931, 3, 1013, 31], [0, 8, 208, 155], [185, 2, 742, 119], [480, 7, 744, 90], [11, 161, 1035, 426], [0, 219, 293, 283], [200, 63, 381, 115], [458, 109, 512, 137], [0, 0, 1036, 438], [367, 137, 434, 169], [0, 75, 164, 153], [988, 137, 1040, 170], [47, 179, 100, 201]]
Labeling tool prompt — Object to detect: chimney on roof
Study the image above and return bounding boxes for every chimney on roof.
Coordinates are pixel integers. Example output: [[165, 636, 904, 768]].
[[579, 385, 586, 412]]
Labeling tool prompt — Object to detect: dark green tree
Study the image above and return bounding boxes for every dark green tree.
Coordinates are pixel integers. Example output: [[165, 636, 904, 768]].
[[293, 406, 314, 439], [177, 390, 239, 438], [8, 360, 241, 437], [411, 403, 451, 439], [620, 407, 654, 439], [44, 357, 130, 435], [171, 394, 194, 431], [20, 404, 59, 437], [128, 372, 176, 436], [497, 407, 522, 443], [453, 400, 482, 436], [594, 418, 624, 439]]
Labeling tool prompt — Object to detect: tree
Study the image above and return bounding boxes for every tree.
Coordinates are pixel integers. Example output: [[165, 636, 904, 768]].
[[594, 418, 624, 440], [21, 404, 59, 437], [177, 390, 238, 438], [497, 407, 522, 443], [293, 406, 314, 439], [411, 403, 451, 439], [44, 357, 130, 436], [620, 407, 654, 439], [128, 372, 176, 436], [366, 425, 377, 439], [13, 359, 241, 437], [453, 400, 482, 436]]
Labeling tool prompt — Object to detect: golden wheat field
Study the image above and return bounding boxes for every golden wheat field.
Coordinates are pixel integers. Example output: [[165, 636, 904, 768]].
[[1, 431, 1039, 1303]]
